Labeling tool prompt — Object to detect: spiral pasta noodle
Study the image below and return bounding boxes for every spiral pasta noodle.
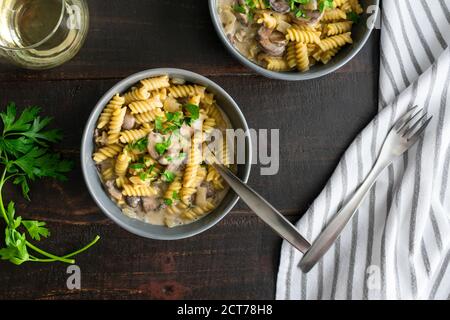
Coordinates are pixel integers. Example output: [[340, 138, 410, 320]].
[[128, 97, 163, 114], [107, 107, 127, 144], [102, 167, 115, 181], [318, 32, 352, 51], [169, 85, 206, 98], [297, 42, 310, 72], [115, 151, 131, 177], [164, 179, 182, 202], [285, 28, 321, 44], [93, 144, 123, 163], [134, 108, 166, 124], [97, 94, 125, 129], [122, 184, 157, 197], [182, 201, 215, 220], [218, 0, 362, 73], [257, 12, 277, 29], [206, 165, 224, 190], [119, 128, 150, 144], [140, 75, 170, 92], [322, 8, 347, 22], [349, 0, 364, 14], [263, 56, 291, 72], [124, 87, 150, 104], [325, 21, 353, 36]]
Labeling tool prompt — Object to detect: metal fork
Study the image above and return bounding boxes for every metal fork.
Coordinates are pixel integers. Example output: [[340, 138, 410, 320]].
[[299, 106, 432, 273]]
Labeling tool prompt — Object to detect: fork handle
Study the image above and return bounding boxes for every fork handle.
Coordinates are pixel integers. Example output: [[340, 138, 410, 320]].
[[299, 159, 390, 273], [213, 163, 311, 254]]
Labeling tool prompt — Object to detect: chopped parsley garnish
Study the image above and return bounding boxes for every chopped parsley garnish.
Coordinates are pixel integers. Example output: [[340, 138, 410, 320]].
[[183, 104, 200, 125], [129, 163, 145, 170], [347, 11, 360, 23], [130, 137, 148, 152], [139, 164, 155, 181], [318, 0, 334, 12], [155, 117, 164, 132], [233, 4, 246, 14], [155, 135, 172, 155], [162, 170, 176, 183]]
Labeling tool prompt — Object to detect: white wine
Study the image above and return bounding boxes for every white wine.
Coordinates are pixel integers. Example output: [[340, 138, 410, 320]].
[[0, 0, 89, 69]]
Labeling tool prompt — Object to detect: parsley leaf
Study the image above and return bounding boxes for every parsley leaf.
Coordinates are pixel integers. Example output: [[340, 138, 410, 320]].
[[21, 220, 50, 241], [162, 170, 176, 183], [129, 137, 148, 152], [184, 104, 200, 126], [347, 11, 360, 23]]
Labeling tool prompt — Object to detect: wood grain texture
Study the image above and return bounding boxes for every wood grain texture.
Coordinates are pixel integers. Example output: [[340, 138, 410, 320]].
[[0, 0, 380, 300]]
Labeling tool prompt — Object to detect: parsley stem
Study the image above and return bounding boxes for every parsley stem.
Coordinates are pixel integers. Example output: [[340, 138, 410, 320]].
[[0, 167, 9, 224], [25, 241, 75, 264], [58, 235, 100, 259]]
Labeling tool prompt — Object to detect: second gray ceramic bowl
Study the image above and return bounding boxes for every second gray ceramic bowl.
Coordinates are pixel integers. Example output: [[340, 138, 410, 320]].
[[81, 68, 252, 240], [209, 0, 380, 80]]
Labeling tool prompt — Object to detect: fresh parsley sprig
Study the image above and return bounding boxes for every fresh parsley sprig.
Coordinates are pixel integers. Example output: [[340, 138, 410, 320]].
[[0, 102, 99, 265]]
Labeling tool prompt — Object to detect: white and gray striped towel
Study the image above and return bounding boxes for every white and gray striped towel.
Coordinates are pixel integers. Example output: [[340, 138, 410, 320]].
[[277, 0, 450, 300]]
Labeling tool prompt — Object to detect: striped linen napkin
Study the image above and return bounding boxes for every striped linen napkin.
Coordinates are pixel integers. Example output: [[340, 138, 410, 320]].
[[277, 0, 450, 300]]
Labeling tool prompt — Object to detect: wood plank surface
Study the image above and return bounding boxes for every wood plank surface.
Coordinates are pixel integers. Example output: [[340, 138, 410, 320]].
[[0, 0, 380, 300]]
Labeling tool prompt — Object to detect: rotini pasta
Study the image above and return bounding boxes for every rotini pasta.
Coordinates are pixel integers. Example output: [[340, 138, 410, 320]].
[[97, 94, 125, 129], [122, 184, 157, 197], [119, 128, 151, 144], [285, 28, 321, 44], [325, 21, 353, 36], [115, 151, 131, 177], [140, 75, 170, 92], [128, 96, 163, 114], [93, 144, 123, 163], [107, 107, 127, 144], [124, 87, 150, 104], [318, 32, 352, 51]]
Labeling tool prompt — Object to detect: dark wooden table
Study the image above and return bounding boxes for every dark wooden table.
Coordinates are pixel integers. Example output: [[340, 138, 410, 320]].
[[0, 0, 380, 300]]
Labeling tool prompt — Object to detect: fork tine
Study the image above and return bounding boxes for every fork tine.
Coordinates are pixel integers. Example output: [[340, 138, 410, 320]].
[[406, 117, 433, 143], [394, 105, 421, 131], [402, 112, 428, 137]]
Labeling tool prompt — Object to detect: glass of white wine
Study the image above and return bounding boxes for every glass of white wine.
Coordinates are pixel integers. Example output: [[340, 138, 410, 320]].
[[0, 0, 89, 70]]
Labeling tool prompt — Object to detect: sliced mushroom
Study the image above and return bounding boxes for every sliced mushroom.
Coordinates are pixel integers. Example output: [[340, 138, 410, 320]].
[[270, 0, 290, 13], [126, 196, 141, 208], [94, 129, 108, 146], [142, 196, 161, 212], [122, 112, 136, 130], [105, 180, 123, 201], [180, 123, 193, 138], [291, 1, 323, 26], [257, 26, 287, 56], [291, 10, 324, 26]]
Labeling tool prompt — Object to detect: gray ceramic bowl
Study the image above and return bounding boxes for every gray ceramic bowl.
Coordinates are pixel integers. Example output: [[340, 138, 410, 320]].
[[81, 68, 252, 240], [209, 0, 379, 80]]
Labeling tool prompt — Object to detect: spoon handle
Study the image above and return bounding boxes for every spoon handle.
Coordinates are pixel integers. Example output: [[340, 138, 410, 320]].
[[213, 163, 311, 254]]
